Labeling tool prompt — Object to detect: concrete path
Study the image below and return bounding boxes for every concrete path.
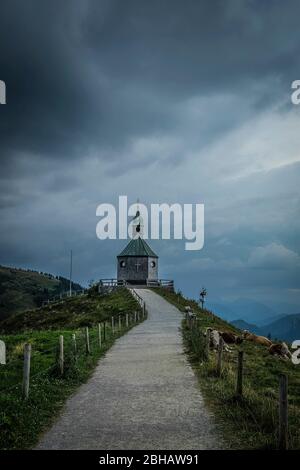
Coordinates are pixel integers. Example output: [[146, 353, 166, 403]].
[[37, 289, 224, 450]]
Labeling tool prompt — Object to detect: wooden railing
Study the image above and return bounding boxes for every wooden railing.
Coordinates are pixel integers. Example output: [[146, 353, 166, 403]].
[[146, 279, 174, 291], [97, 279, 127, 294], [128, 288, 146, 312], [97, 279, 126, 288]]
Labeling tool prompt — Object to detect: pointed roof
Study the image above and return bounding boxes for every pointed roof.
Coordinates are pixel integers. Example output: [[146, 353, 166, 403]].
[[117, 237, 158, 258]]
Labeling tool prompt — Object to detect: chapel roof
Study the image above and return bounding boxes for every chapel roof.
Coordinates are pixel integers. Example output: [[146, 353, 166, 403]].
[[117, 237, 158, 258]]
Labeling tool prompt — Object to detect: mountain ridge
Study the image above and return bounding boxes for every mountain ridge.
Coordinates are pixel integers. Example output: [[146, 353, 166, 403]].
[[0, 265, 82, 320], [231, 313, 300, 342], [208, 298, 299, 326]]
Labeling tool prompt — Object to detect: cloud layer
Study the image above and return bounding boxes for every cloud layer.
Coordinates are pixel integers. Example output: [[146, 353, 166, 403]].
[[0, 0, 300, 307]]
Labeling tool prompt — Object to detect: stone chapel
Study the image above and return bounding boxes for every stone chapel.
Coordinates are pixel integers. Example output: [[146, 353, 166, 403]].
[[117, 209, 158, 285]]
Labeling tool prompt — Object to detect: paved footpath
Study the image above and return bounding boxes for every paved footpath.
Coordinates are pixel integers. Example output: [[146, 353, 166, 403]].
[[37, 289, 224, 449]]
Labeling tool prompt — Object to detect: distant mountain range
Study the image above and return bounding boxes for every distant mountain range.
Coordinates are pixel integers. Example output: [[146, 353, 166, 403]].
[[207, 298, 299, 326], [0, 265, 82, 320], [231, 314, 300, 343], [230, 319, 261, 335], [206, 297, 300, 342]]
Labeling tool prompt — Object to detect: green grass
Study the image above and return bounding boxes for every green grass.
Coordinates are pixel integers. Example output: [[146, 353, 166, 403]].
[[0, 288, 143, 450], [154, 288, 300, 450], [0, 287, 137, 333], [0, 265, 82, 321]]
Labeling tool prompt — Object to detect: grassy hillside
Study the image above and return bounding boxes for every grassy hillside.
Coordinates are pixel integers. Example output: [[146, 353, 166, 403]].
[[0, 265, 82, 321], [0, 287, 137, 333], [155, 288, 300, 449], [0, 287, 143, 449]]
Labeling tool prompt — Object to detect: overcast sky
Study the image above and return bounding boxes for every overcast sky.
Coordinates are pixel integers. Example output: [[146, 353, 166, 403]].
[[0, 0, 300, 308]]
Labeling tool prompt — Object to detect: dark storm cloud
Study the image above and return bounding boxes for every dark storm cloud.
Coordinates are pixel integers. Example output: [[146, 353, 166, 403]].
[[0, 0, 99, 159], [0, 0, 300, 308], [1, 0, 299, 167], [83, 0, 300, 90]]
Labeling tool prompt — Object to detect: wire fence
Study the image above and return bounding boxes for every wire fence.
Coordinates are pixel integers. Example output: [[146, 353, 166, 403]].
[[42, 289, 87, 306], [185, 313, 290, 450], [0, 304, 147, 398]]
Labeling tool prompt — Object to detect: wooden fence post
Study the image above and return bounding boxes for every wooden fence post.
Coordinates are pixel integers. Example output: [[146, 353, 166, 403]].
[[143, 302, 146, 317], [103, 322, 106, 342], [119, 315, 121, 330], [85, 327, 90, 354], [126, 313, 129, 327], [72, 333, 77, 357], [236, 350, 244, 397], [23, 343, 31, 399], [279, 374, 288, 450], [205, 329, 211, 360], [134, 311, 137, 323], [216, 336, 224, 377], [59, 335, 64, 376], [98, 323, 101, 349], [111, 316, 114, 335]]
